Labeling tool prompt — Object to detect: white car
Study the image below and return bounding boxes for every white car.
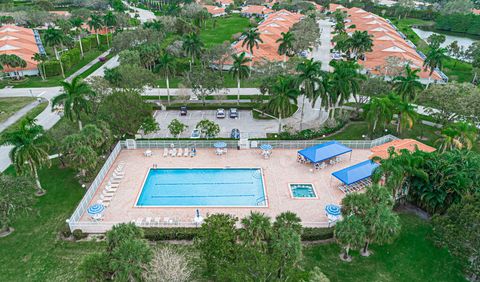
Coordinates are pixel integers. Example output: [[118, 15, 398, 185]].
[[216, 108, 226, 118], [190, 129, 201, 139]]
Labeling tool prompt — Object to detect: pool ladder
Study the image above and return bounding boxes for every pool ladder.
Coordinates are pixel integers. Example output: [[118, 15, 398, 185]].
[[256, 196, 267, 206]]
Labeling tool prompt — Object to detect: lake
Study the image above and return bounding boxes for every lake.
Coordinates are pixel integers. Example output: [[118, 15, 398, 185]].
[[412, 27, 478, 59]]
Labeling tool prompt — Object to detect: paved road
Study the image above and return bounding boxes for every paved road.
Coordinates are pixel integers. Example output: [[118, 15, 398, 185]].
[[0, 100, 40, 132], [65, 50, 111, 82], [123, 1, 156, 23], [312, 19, 333, 71], [87, 55, 119, 78]]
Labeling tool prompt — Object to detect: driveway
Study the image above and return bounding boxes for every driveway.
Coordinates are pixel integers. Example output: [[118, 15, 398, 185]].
[[147, 110, 279, 138]]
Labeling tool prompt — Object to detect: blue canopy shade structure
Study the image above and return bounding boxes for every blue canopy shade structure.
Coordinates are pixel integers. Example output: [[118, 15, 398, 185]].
[[213, 142, 227, 148], [260, 144, 272, 151], [325, 204, 341, 216], [87, 203, 105, 215], [297, 141, 352, 163], [331, 160, 380, 185]]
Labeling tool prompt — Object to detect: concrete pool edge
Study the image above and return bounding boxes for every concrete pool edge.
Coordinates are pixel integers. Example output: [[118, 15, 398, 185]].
[[133, 167, 269, 208]]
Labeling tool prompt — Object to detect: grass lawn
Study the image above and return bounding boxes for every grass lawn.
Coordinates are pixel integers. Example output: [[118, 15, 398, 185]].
[[302, 213, 466, 282], [0, 50, 102, 89], [0, 163, 101, 281], [391, 18, 473, 83], [0, 97, 35, 123], [200, 15, 252, 48], [155, 73, 261, 88]]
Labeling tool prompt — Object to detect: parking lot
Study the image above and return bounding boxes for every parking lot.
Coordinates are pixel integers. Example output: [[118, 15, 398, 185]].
[[149, 109, 280, 138]]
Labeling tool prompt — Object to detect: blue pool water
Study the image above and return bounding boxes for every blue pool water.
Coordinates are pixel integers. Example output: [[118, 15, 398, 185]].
[[136, 168, 267, 207], [290, 184, 317, 198]]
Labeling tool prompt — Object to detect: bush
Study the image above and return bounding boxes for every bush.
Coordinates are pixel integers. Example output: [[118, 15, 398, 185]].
[[143, 227, 200, 241], [60, 224, 72, 238], [272, 120, 346, 140], [43, 60, 62, 77], [301, 227, 334, 241], [72, 229, 87, 240]]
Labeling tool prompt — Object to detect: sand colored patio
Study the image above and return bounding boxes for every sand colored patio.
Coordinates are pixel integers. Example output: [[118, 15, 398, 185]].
[[78, 147, 372, 230]]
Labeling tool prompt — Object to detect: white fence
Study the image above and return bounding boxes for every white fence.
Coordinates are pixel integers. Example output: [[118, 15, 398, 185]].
[[68, 142, 122, 231], [68, 135, 398, 232]]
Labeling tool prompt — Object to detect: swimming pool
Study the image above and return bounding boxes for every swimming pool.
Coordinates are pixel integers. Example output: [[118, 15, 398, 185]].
[[289, 183, 317, 198], [136, 168, 267, 207]]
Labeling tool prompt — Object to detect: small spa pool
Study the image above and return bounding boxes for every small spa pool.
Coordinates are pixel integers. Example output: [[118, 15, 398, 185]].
[[289, 184, 317, 198]]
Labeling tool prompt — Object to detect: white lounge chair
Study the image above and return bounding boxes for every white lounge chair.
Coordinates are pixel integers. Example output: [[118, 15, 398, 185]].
[[109, 177, 121, 184], [183, 148, 189, 157], [105, 185, 118, 193], [112, 172, 124, 179], [135, 218, 144, 226], [107, 181, 120, 188], [102, 190, 114, 197], [171, 148, 177, 157], [99, 194, 112, 201], [154, 217, 161, 226], [113, 170, 125, 176], [178, 148, 183, 156], [145, 217, 152, 226], [96, 199, 110, 207], [163, 148, 168, 157]]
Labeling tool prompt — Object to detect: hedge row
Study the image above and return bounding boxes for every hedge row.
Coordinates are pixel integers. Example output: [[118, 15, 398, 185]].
[[142, 226, 334, 241], [163, 103, 256, 110]]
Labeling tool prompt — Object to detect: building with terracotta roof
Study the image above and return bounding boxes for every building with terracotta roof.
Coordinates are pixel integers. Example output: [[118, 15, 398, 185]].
[[370, 138, 436, 159], [241, 5, 274, 18], [0, 25, 44, 77], [472, 8, 480, 15], [49, 11, 72, 18], [204, 5, 227, 17], [215, 0, 232, 7], [228, 9, 303, 66], [332, 7, 447, 83]]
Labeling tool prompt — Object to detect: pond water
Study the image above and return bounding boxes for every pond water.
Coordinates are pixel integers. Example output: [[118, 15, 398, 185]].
[[412, 28, 478, 59]]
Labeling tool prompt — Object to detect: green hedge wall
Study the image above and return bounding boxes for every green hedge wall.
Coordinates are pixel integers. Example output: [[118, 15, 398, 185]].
[[142, 226, 334, 241]]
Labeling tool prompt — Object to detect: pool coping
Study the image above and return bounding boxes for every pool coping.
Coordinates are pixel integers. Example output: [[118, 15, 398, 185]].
[[288, 183, 319, 200], [133, 167, 269, 208]]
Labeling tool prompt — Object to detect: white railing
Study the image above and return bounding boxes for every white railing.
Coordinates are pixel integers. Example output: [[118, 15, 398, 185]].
[[69, 135, 398, 232], [68, 142, 122, 231]]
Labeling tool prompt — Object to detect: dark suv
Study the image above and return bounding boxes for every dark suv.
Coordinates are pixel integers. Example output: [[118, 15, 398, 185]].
[[229, 108, 238, 118], [180, 106, 187, 116]]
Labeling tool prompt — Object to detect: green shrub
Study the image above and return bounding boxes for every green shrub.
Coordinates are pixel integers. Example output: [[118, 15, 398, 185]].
[[72, 229, 87, 240], [60, 224, 72, 238], [43, 60, 61, 77], [302, 227, 334, 241], [272, 120, 346, 140], [143, 227, 200, 241]]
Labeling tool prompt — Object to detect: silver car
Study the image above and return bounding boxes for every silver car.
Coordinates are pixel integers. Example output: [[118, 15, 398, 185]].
[[216, 108, 226, 118]]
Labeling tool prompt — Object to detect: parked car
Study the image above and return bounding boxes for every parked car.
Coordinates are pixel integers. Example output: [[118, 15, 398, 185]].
[[190, 129, 201, 139], [216, 108, 226, 118], [230, 128, 240, 139], [229, 108, 238, 119], [180, 106, 187, 116]]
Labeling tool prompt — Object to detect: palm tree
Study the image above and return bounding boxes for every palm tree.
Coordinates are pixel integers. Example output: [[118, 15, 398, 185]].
[[266, 76, 299, 133], [52, 76, 93, 130], [423, 47, 447, 88], [396, 99, 418, 135], [436, 122, 478, 152], [334, 215, 366, 261], [329, 60, 364, 117], [88, 14, 104, 46], [70, 17, 85, 58], [240, 212, 272, 246], [276, 31, 295, 66], [31, 53, 46, 80], [229, 52, 251, 105], [182, 32, 204, 71], [0, 118, 51, 196], [296, 59, 324, 130], [363, 95, 395, 133], [362, 204, 400, 256], [156, 52, 176, 105], [3, 54, 26, 80], [103, 11, 117, 48], [241, 28, 263, 70], [348, 30, 373, 60], [393, 64, 423, 102], [43, 27, 66, 78]]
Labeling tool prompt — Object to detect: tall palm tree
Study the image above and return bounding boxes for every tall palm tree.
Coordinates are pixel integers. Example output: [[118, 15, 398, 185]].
[[182, 32, 204, 71], [348, 30, 373, 60], [393, 64, 423, 102], [156, 52, 176, 105], [52, 76, 93, 130], [363, 95, 395, 133], [229, 52, 251, 105], [241, 28, 263, 70], [70, 17, 85, 58], [329, 60, 364, 117], [423, 47, 447, 88], [31, 53, 46, 80], [88, 14, 104, 46], [436, 122, 478, 152], [396, 99, 418, 135], [266, 76, 299, 133], [103, 11, 117, 48], [3, 54, 26, 80], [276, 31, 295, 66], [0, 118, 50, 196], [296, 59, 323, 130], [43, 27, 66, 78]]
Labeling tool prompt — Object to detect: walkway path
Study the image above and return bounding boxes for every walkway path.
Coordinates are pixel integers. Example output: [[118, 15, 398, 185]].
[[0, 100, 40, 133], [312, 19, 333, 71], [65, 50, 111, 82], [87, 55, 119, 78], [123, 1, 156, 23]]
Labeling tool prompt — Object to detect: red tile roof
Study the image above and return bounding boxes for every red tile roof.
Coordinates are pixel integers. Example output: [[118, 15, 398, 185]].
[[241, 5, 274, 15], [0, 25, 39, 72], [370, 139, 436, 159], [204, 5, 226, 16]]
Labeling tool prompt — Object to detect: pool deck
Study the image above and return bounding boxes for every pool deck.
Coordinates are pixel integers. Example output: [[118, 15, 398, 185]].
[[79, 148, 372, 230]]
